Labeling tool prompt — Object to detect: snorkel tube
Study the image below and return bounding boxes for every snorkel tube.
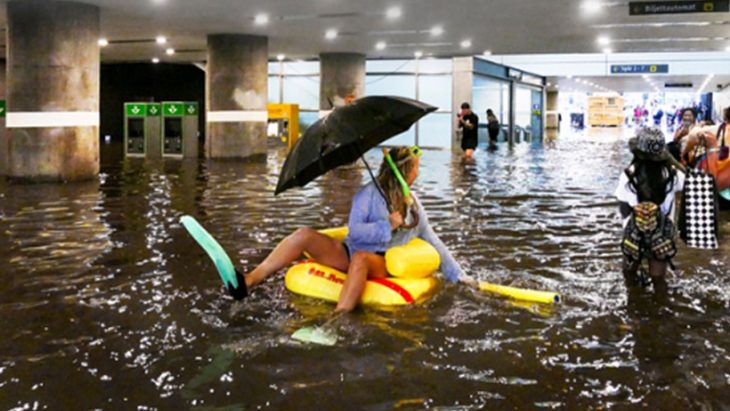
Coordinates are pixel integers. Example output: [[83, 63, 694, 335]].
[[382, 145, 422, 206]]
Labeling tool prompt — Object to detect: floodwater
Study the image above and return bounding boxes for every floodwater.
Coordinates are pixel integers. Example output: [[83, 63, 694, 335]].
[[1, 129, 729, 410]]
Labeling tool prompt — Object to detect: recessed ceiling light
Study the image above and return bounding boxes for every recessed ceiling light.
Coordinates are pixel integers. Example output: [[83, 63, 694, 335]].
[[430, 26, 444, 36], [98, 38, 109, 47], [375, 41, 387, 50], [597, 35, 611, 45], [460, 39, 472, 48], [414, 50, 423, 58], [582, 1, 603, 14], [254, 14, 269, 25], [325, 29, 338, 40], [165, 48, 175, 55], [483, 50, 492, 56], [276, 54, 285, 61], [602, 47, 612, 54], [386, 7, 402, 19], [156, 36, 167, 44], [152, 57, 160, 64]]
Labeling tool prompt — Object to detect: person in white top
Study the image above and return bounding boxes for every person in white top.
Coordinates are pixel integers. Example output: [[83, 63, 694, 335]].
[[614, 127, 686, 291]]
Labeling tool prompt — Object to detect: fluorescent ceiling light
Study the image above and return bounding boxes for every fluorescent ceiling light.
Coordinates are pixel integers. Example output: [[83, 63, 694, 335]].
[[460, 39, 472, 48], [386, 7, 402, 19], [483, 50, 492, 56], [414, 50, 423, 58], [597, 35, 611, 45], [430, 26, 444, 36], [165, 48, 175, 55], [152, 57, 160, 64], [375, 41, 387, 50], [254, 14, 269, 25], [156, 36, 167, 44], [98, 38, 109, 47], [602, 47, 612, 54], [276, 54, 285, 61], [325, 29, 338, 40]]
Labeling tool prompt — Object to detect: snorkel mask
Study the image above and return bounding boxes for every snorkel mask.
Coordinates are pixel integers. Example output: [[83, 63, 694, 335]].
[[382, 145, 422, 206]]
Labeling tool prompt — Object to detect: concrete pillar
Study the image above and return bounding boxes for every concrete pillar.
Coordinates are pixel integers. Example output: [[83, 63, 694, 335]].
[[319, 53, 366, 116], [452, 57, 474, 152], [0, 60, 7, 176], [6, 1, 100, 181], [206, 34, 268, 159], [546, 90, 559, 129]]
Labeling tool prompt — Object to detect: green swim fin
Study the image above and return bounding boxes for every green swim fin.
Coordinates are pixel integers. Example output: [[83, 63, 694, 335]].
[[180, 215, 247, 300], [291, 326, 338, 346], [720, 189, 730, 201]]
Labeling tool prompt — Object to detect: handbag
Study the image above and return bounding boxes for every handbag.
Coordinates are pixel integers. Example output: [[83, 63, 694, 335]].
[[679, 168, 720, 249], [718, 123, 728, 161]]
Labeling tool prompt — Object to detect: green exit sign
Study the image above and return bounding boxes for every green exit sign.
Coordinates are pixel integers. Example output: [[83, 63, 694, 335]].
[[0, 100, 5, 118], [125, 103, 147, 117], [147, 103, 161, 116], [163, 102, 184, 117], [184, 102, 198, 116]]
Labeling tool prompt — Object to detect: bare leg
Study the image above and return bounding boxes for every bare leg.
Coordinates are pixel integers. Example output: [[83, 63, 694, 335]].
[[335, 251, 387, 313], [465, 149, 474, 159], [648, 259, 668, 294], [245, 228, 349, 289], [622, 257, 641, 287]]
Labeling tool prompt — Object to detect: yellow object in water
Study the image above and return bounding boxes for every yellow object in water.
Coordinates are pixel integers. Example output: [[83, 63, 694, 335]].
[[479, 281, 561, 304], [313, 227, 441, 279], [285, 261, 438, 306], [385, 238, 440, 279]]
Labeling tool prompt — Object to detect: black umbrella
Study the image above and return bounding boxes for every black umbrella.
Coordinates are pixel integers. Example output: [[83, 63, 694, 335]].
[[274, 96, 437, 195]]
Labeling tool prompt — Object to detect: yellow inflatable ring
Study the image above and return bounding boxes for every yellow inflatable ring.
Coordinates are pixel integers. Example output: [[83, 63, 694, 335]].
[[285, 261, 438, 306]]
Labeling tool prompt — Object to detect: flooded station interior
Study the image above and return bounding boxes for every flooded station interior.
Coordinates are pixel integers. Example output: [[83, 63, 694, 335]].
[[0, 0, 729, 409]]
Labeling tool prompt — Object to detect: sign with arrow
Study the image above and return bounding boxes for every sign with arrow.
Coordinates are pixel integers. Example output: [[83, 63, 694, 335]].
[[0, 100, 5, 118], [125, 103, 147, 117], [184, 102, 198, 116], [611, 64, 669, 74], [629, 0, 729, 15], [163, 102, 184, 117], [147, 103, 161, 117]]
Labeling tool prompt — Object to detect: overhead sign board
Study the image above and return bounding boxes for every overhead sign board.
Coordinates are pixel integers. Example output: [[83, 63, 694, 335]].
[[665, 82, 693, 88], [610, 64, 669, 74], [629, 0, 729, 15]]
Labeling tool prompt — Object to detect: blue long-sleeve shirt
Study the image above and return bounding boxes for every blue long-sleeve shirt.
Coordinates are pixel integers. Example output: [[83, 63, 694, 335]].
[[343, 182, 465, 282]]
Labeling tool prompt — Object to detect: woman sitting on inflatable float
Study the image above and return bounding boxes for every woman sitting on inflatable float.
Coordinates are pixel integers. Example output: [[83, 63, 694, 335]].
[[231, 145, 478, 312]]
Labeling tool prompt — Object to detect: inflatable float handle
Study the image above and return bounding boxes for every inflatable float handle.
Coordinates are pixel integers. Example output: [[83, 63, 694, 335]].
[[479, 281, 561, 304], [180, 216, 239, 290]]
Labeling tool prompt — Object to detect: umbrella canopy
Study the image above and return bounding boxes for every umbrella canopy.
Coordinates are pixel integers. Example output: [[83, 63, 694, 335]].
[[274, 96, 437, 195]]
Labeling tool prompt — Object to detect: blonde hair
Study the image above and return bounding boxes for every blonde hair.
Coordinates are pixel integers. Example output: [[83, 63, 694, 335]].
[[376, 147, 419, 228]]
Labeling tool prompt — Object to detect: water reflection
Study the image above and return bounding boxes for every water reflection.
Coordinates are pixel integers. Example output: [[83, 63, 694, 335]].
[[0, 130, 728, 409]]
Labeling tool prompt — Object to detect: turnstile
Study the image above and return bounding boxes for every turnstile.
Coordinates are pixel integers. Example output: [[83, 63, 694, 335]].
[[124, 102, 161, 158], [161, 101, 199, 158]]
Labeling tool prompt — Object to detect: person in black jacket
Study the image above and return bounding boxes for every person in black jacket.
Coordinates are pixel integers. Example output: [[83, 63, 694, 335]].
[[486, 109, 500, 150], [457, 102, 478, 159]]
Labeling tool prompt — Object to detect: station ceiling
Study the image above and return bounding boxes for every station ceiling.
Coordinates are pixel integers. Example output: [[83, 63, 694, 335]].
[[0, 0, 728, 63]]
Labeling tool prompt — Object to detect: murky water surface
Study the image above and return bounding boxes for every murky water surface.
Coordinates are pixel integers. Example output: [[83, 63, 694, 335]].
[[1, 129, 729, 410]]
